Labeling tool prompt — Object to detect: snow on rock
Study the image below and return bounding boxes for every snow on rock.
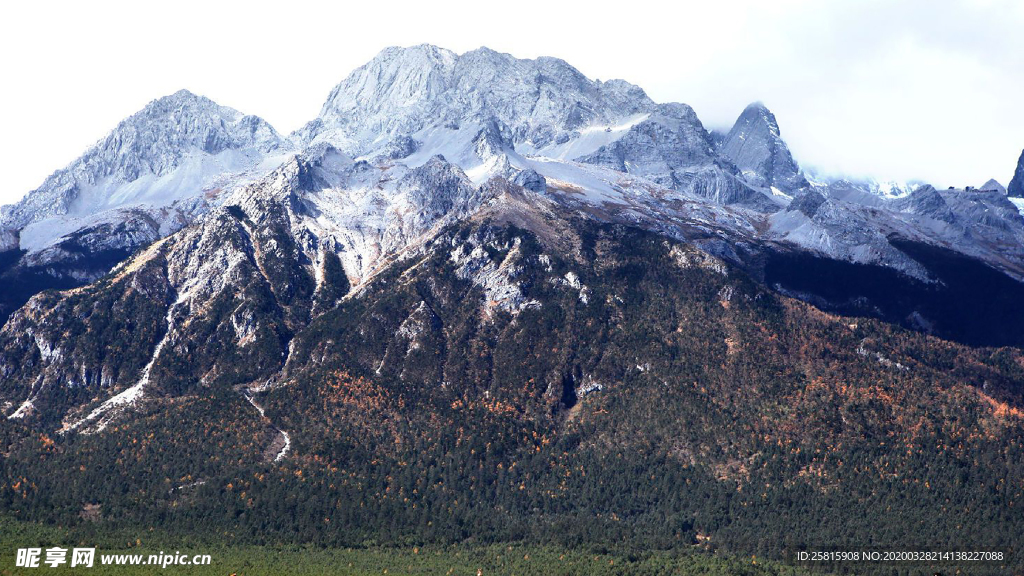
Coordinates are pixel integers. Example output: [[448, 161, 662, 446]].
[[1009, 196, 1024, 215], [2, 90, 287, 248], [550, 271, 590, 304], [61, 297, 181, 434], [669, 244, 728, 276], [575, 378, 603, 397], [296, 45, 655, 164], [242, 388, 290, 463], [7, 398, 35, 420], [274, 431, 291, 462], [449, 236, 540, 316], [856, 340, 909, 371]]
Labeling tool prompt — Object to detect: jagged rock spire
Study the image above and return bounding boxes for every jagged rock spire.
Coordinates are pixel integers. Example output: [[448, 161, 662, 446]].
[[1008, 149, 1024, 197], [719, 102, 808, 193]]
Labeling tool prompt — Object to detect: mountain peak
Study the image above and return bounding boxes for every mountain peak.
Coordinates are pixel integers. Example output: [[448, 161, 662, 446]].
[[979, 178, 1006, 194], [312, 44, 459, 133], [298, 45, 656, 160], [382, 43, 457, 59], [142, 89, 232, 118], [738, 101, 780, 136], [1, 91, 283, 234], [719, 102, 806, 192], [743, 100, 770, 113], [166, 88, 200, 100], [365, 44, 459, 76], [92, 90, 283, 173]]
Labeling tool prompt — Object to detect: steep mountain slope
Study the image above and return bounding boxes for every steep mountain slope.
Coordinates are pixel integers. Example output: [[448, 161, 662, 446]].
[[0, 90, 287, 324], [718, 102, 808, 193], [1010, 148, 1024, 198], [0, 179, 1022, 572], [0, 147, 512, 425]]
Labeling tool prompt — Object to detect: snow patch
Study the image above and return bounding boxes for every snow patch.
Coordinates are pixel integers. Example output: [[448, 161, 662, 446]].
[[8, 399, 34, 420], [274, 431, 291, 462], [519, 113, 650, 160], [576, 379, 603, 397], [856, 341, 909, 371], [61, 289, 187, 434], [1009, 196, 1024, 215]]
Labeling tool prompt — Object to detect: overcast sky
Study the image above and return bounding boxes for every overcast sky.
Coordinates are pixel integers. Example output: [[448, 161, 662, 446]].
[[2, 0, 1022, 205]]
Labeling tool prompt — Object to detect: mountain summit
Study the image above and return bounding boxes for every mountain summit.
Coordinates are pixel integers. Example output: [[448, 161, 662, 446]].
[[719, 102, 808, 193], [2, 90, 282, 239], [0, 90, 287, 323], [979, 178, 1006, 193], [295, 44, 656, 161]]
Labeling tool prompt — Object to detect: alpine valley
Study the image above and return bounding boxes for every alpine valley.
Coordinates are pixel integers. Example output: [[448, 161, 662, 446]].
[[1, 45, 1023, 573]]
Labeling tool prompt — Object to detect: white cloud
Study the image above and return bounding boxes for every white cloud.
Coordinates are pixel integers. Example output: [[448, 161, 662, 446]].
[[1, 0, 1022, 205]]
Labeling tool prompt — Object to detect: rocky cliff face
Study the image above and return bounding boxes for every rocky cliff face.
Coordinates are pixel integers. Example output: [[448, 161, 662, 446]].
[[719, 102, 808, 193], [1009, 148, 1024, 198]]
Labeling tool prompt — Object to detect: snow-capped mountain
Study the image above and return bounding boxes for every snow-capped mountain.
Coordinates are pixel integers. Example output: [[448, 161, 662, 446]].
[[2, 43, 1024, 363], [292, 45, 774, 213], [295, 45, 655, 161], [3, 44, 1024, 572], [1, 90, 285, 249], [0, 90, 291, 322], [287, 45, 1024, 285]]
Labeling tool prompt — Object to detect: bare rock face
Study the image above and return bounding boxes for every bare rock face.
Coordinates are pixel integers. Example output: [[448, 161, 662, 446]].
[[1008, 149, 1024, 198], [719, 102, 808, 193], [578, 103, 716, 186], [512, 169, 547, 193], [892, 185, 956, 223]]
